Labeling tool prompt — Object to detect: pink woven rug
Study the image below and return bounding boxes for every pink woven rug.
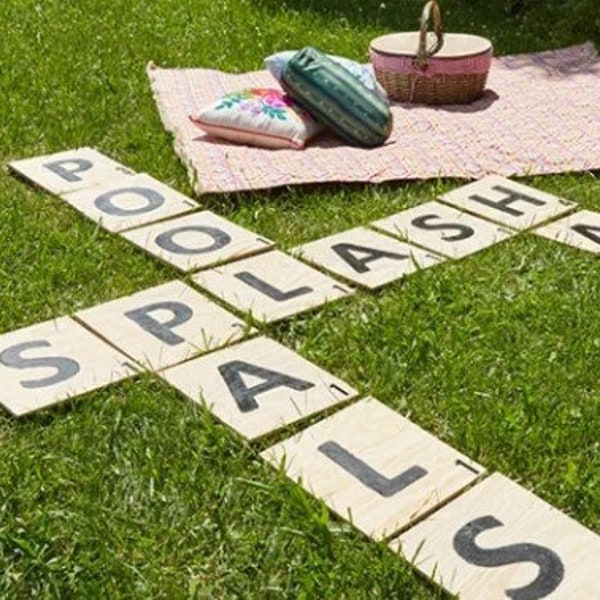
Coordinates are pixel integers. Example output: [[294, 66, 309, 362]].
[[148, 43, 600, 194]]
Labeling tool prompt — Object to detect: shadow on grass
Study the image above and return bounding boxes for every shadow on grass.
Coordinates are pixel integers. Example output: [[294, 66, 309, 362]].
[[252, 0, 599, 51]]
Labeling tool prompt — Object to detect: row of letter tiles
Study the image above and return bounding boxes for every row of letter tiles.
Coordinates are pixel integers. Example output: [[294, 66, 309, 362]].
[[9, 148, 277, 272], [262, 399, 600, 598], [9, 149, 600, 598]]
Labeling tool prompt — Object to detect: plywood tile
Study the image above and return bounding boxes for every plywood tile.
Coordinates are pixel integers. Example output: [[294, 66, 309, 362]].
[[372, 201, 515, 259], [0, 317, 138, 417], [392, 473, 600, 600], [192, 250, 353, 323], [9, 147, 135, 195], [292, 227, 446, 290], [75, 280, 251, 371], [161, 336, 357, 440], [440, 175, 576, 230], [121, 211, 274, 272], [533, 210, 600, 255], [60, 173, 198, 232], [261, 397, 484, 540]]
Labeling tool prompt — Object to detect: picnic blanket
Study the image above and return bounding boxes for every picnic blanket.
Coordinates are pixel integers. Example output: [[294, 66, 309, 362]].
[[148, 43, 600, 195]]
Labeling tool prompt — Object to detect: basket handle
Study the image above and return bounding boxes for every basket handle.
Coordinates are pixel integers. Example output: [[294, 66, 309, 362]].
[[415, 0, 444, 70]]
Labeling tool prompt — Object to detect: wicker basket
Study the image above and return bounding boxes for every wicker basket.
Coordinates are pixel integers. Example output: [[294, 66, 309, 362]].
[[369, 0, 492, 104]]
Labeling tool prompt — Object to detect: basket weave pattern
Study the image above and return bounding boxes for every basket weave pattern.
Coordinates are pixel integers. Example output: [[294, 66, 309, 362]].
[[370, 52, 492, 104]]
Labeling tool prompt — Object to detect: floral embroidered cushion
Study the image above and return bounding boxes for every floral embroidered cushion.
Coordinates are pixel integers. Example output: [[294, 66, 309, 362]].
[[189, 88, 324, 149], [265, 50, 389, 104]]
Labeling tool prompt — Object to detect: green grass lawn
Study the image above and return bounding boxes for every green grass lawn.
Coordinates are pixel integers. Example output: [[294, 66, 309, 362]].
[[1, 0, 599, 596]]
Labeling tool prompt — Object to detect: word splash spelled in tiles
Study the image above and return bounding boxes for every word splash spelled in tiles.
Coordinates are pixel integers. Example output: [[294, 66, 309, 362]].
[[6, 147, 600, 600]]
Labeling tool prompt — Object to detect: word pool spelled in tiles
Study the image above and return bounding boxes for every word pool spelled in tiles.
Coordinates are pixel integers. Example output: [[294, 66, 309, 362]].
[[292, 227, 446, 290], [192, 250, 353, 323], [121, 211, 275, 272], [391, 473, 600, 599], [60, 173, 199, 233], [534, 209, 600, 255], [161, 336, 357, 441], [261, 397, 484, 541], [0, 317, 138, 416], [75, 281, 252, 372], [9, 147, 136, 195], [440, 175, 577, 231], [372, 201, 515, 259]]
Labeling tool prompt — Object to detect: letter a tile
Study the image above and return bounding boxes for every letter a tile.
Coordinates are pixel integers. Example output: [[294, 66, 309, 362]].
[[533, 210, 600, 255], [439, 175, 576, 230], [292, 227, 446, 290], [121, 212, 274, 272], [60, 173, 198, 232], [161, 336, 357, 440], [392, 473, 600, 599], [75, 281, 251, 371], [261, 397, 484, 540], [192, 250, 353, 323], [372, 201, 514, 259], [9, 148, 136, 195], [0, 317, 138, 417]]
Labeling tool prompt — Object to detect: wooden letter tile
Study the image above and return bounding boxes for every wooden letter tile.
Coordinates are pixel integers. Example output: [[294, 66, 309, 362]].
[[192, 250, 353, 323], [60, 173, 198, 232], [440, 175, 576, 230], [161, 336, 357, 440], [261, 397, 484, 540], [9, 147, 135, 195], [392, 473, 600, 599], [75, 281, 250, 371], [533, 209, 600, 254], [0, 317, 137, 416], [121, 211, 274, 272], [372, 201, 514, 259], [292, 227, 446, 290]]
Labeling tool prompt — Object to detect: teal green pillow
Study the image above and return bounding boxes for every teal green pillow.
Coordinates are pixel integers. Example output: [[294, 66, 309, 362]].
[[281, 47, 393, 148]]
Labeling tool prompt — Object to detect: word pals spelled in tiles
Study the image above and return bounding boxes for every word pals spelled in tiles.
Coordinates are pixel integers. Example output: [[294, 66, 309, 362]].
[[534, 209, 600, 255], [9, 148, 135, 195], [75, 281, 250, 371], [262, 397, 484, 540], [60, 173, 198, 233], [292, 227, 446, 290], [440, 175, 576, 230], [161, 336, 357, 440], [372, 201, 514, 259], [392, 473, 600, 599], [192, 250, 353, 323], [122, 211, 274, 272], [0, 317, 137, 416]]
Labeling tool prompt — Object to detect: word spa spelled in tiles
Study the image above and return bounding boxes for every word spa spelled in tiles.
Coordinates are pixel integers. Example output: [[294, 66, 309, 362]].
[[6, 147, 600, 599]]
